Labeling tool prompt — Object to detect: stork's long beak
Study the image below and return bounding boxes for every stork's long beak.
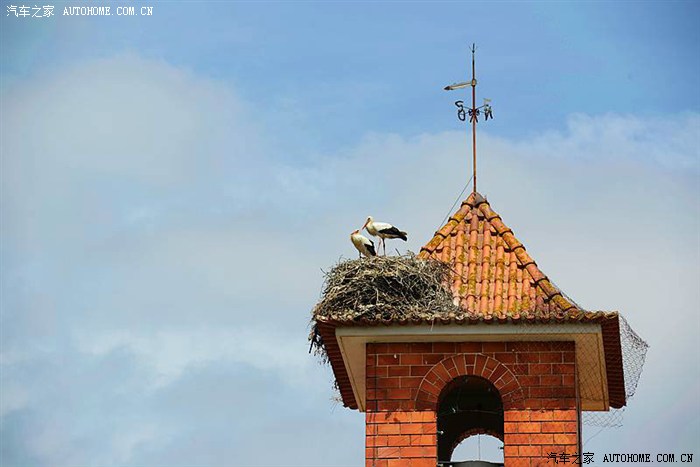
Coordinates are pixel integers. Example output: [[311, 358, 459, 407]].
[[361, 219, 369, 230]]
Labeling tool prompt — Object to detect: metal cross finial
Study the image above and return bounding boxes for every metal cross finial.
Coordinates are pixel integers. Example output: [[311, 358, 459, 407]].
[[444, 43, 493, 194]]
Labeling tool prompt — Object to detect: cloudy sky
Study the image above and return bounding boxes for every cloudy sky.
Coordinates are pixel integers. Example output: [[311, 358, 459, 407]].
[[1, 2, 699, 466]]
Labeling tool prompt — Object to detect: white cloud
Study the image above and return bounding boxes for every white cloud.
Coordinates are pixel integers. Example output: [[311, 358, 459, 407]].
[[1, 54, 698, 465], [518, 112, 699, 169], [73, 326, 312, 390]]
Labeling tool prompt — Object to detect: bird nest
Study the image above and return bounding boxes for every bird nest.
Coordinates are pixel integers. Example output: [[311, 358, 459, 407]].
[[309, 254, 459, 360]]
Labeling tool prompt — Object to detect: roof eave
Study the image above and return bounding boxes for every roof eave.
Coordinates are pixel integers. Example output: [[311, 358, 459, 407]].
[[317, 313, 626, 411], [601, 314, 626, 408]]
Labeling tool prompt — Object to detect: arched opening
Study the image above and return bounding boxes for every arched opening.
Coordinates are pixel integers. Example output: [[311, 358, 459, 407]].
[[437, 375, 504, 465], [450, 433, 504, 466]]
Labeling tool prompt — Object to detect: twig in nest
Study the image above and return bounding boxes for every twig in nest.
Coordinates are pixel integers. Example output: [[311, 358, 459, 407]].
[[309, 253, 459, 358]]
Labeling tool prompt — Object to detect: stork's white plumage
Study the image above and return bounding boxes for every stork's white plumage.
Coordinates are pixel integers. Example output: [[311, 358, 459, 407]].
[[363, 216, 408, 255], [350, 229, 377, 258]]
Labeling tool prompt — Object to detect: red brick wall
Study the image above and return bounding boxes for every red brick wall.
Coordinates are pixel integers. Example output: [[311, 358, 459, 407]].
[[503, 408, 579, 467], [365, 411, 437, 467], [365, 341, 579, 467]]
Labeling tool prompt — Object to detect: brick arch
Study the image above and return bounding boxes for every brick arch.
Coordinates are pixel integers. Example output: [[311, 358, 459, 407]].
[[415, 353, 524, 410]]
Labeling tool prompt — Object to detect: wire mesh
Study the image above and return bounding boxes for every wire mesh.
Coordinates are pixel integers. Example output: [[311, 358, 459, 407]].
[[515, 314, 648, 428], [581, 314, 648, 427]]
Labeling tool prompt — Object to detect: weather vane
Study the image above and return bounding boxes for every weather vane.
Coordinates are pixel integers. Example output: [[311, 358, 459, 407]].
[[444, 43, 493, 193]]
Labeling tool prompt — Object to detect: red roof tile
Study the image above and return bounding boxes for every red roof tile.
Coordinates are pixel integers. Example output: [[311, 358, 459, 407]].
[[315, 191, 625, 409], [418, 192, 585, 318]]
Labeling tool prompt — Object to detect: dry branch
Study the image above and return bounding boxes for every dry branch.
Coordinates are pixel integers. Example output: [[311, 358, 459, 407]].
[[309, 254, 458, 358]]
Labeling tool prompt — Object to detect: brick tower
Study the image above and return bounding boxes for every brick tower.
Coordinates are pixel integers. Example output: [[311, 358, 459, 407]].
[[314, 192, 625, 467]]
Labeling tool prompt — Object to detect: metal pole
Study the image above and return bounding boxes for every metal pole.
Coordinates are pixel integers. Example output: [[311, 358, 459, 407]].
[[471, 43, 477, 194]]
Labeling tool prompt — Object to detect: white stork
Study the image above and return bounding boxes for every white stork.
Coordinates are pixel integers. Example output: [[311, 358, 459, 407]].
[[350, 229, 377, 258], [363, 216, 408, 255]]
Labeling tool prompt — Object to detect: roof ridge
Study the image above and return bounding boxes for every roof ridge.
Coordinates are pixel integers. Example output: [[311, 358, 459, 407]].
[[475, 198, 581, 312], [419, 192, 583, 314]]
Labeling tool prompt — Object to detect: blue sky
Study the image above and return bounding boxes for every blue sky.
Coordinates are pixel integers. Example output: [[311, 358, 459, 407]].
[[1, 1, 699, 466]]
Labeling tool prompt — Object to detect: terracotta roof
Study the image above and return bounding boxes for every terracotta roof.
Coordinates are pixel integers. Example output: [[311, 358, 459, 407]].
[[418, 191, 583, 319], [315, 191, 625, 410]]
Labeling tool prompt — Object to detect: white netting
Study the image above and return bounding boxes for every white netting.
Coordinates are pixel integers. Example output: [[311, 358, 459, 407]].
[[581, 315, 648, 427]]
